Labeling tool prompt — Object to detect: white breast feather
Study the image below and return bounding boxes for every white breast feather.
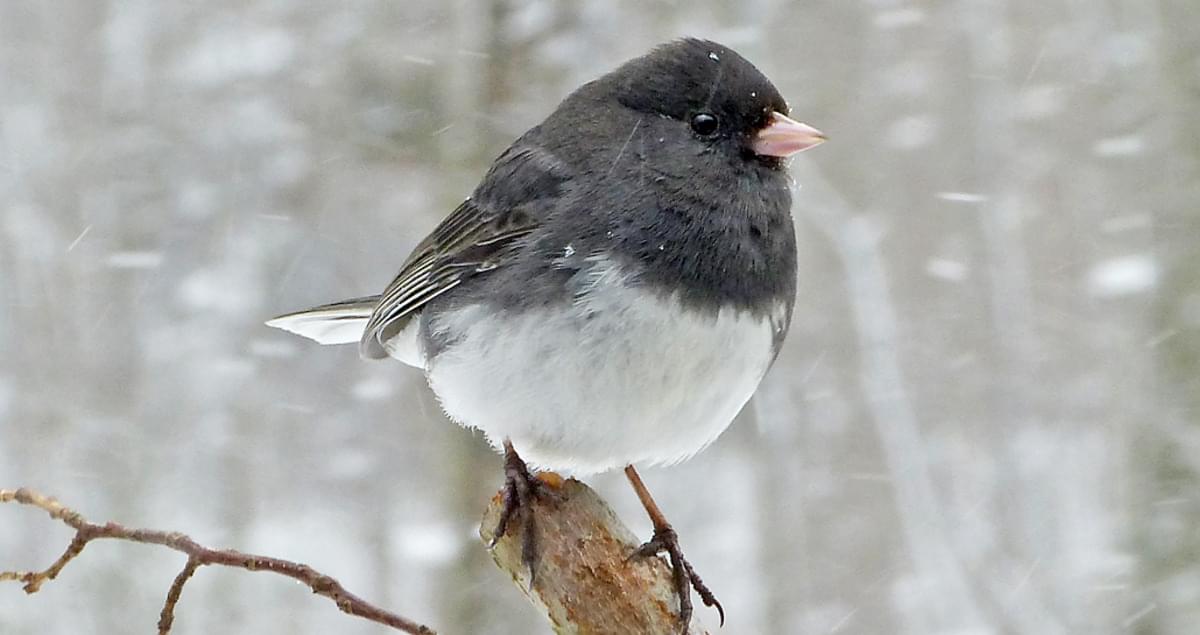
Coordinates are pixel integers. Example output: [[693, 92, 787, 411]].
[[423, 258, 780, 474]]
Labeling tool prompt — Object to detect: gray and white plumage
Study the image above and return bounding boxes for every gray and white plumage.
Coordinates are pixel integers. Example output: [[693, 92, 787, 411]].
[[267, 39, 824, 475]]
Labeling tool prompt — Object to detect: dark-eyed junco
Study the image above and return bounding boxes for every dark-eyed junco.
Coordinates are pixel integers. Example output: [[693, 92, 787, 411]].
[[268, 38, 824, 629]]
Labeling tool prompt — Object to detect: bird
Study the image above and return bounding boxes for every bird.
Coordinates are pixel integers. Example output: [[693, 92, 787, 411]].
[[267, 38, 824, 629]]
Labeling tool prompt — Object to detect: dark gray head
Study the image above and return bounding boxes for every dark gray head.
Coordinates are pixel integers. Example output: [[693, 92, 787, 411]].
[[542, 38, 824, 173], [510, 40, 821, 313], [597, 38, 822, 167]]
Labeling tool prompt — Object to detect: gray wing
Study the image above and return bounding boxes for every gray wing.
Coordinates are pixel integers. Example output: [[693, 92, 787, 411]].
[[359, 145, 569, 359]]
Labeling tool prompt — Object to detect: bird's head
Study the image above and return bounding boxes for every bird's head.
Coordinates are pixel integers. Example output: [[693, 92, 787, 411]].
[[589, 38, 825, 171]]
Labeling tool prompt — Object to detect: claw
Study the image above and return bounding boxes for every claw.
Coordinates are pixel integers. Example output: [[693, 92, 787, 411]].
[[490, 477, 521, 548], [488, 440, 558, 585], [629, 525, 721, 632], [680, 555, 724, 627], [624, 465, 724, 631]]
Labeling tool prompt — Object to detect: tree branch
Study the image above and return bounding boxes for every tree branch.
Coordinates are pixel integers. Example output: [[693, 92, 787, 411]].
[[0, 487, 435, 635], [479, 475, 708, 635], [5, 479, 707, 634]]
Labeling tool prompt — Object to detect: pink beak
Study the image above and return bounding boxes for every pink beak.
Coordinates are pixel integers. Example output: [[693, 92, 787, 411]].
[[752, 111, 827, 158]]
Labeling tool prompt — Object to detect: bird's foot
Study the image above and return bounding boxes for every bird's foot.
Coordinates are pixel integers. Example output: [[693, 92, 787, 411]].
[[489, 440, 559, 584], [630, 524, 724, 632]]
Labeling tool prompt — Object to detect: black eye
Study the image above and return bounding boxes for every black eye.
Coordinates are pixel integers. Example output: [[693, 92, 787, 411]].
[[690, 113, 719, 137]]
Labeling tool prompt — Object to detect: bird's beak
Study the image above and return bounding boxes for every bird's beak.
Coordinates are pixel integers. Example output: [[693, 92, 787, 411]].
[[752, 112, 827, 158]]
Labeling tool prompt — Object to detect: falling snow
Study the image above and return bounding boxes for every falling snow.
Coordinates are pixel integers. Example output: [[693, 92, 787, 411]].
[[1, 3, 1195, 635], [1087, 254, 1159, 297], [924, 257, 970, 282]]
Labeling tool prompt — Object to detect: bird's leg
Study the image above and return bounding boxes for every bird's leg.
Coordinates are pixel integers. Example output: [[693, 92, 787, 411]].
[[624, 465, 725, 632], [490, 439, 556, 583]]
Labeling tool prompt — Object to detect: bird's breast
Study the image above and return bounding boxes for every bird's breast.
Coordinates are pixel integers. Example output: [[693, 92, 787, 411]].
[[421, 257, 784, 474]]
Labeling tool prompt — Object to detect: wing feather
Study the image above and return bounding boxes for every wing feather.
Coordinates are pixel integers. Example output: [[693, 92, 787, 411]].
[[359, 146, 568, 359]]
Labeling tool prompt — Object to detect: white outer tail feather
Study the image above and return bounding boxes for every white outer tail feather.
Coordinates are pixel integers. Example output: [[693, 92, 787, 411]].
[[264, 301, 374, 345], [266, 297, 425, 368]]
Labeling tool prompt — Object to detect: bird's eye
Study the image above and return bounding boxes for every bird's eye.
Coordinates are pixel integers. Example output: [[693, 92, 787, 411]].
[[690, 113, 719, 137]]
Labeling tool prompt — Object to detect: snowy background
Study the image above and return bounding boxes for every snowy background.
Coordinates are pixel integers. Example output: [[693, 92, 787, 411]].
[[2, 1, 1198, 634]]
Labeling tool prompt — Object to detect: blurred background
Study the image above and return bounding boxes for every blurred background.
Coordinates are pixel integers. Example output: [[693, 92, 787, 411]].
[[1, 1, 1197, 633]]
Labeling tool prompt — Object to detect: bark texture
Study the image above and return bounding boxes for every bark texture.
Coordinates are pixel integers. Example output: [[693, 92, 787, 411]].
[[479, 476, 708, 635]]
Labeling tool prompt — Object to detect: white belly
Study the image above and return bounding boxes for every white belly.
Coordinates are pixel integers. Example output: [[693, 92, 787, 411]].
[[421, 271, 781, 475]]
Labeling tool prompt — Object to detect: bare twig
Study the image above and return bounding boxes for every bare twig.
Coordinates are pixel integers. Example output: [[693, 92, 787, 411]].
[[1, 487, 435, 635], [158, 558, 199, 634]]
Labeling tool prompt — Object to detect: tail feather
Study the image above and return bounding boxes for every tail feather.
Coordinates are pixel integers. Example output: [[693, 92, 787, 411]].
[[265, 296, 380, 345]]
